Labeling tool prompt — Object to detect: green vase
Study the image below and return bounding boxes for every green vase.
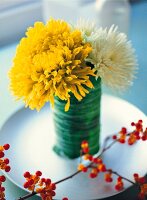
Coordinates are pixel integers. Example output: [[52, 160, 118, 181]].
[[53, 77, 101, 159]]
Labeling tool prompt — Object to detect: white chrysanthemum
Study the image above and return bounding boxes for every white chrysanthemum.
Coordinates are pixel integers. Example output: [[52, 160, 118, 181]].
[[86, 26, 137, 90], [74, 19, 97, 42]]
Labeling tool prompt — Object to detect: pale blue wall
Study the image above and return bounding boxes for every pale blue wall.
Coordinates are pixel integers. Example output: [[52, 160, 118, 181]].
[[103, 1, 147, 115]]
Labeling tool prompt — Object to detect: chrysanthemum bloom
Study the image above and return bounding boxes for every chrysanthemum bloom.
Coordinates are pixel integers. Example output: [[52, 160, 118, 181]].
[[9, 19, 95, 111], [74, 19, 97, 41], [75, 20, 137, 90], [86, 25, 137, 90]]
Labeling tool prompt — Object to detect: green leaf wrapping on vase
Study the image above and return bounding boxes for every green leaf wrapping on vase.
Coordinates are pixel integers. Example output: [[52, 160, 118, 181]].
[[53, 77, 101, 159]]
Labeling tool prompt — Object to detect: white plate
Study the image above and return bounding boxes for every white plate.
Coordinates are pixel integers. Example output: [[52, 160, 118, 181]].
[[0, 94, 147, 200]]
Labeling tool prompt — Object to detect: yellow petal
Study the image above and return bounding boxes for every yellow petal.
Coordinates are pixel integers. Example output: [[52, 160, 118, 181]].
[[65, 98, 70, 111]]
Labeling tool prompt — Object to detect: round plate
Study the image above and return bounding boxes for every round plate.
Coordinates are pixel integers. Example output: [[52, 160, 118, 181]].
[[0, 94, 147, 200]]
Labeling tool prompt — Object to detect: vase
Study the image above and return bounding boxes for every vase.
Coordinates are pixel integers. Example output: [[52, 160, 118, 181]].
[[53, 77, 101, 159]]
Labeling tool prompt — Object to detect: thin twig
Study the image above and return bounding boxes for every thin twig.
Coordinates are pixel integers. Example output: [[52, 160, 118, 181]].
[[110, 170, 136, 185], [17, 191, 36, 200], [99, 139, 117, 157], [55, 170, 81, 184], [99, 132, 131, 158]]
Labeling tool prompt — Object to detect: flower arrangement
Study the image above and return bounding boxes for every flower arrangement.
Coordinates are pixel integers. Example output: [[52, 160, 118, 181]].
[[1, 120, 147, 200], [8, 18, 138, 159], [4, 18, 143, 200], [9, 19, 137, 111]]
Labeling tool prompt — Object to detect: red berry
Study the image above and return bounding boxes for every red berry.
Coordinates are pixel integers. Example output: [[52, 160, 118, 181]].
[[89, 173, 97, 178], [36, 170, 42, 177], [101, 165, 106, 172], [128, 141, 133, 145], [142, 136, 146, 141], [62, 198, 68, 200], [121, 127, 127, 134], [0, 151, 4, 158], [0, 175, 6, 182], [23, 182, 29, 188], [0, 187, 5, 192], [4, 158, 9, 164], [24, 171, 31, 178], [51, 183, 56, 190], [138, 177, 145, 184], [83, 148, 89, 153], [3, 144, 10, 150], [138, 120, 143, 123], [119, 139, 125, 144], [82, 167, 88, 173], [138, 192, 144, 200], [112, 135, 117, 140], [51, 190, 56, 196], [134, 131, 139, 136], [93, 158, 102, 165], [115, 184, 122, 191], [93, 158, 98, 163], [82, 140, 88, 145], [117, 176, 122, 182], [131, 122, 135, 126], [133, 173, 139, 178], [97, 158, 102, 164], [136, 135, 140, 140], [136, 123, 142, 130], [116, 181, 123, 190], [45, 178, 51, 185], [88, 155, 93, 161], [28, 179, 34, 185], [41, 194, 48, 198], [41, 178, 46, 182], [105, 177, 113, 182], [5, 165, 11, 172], [109, 178, 113, 182]]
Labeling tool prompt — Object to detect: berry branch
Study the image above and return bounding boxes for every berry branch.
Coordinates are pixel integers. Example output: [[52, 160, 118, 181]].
[[0, 144, 11, 200], [107, 170, 135, 185], [16, 134, 120, 200], [1, 120, 147, 200]]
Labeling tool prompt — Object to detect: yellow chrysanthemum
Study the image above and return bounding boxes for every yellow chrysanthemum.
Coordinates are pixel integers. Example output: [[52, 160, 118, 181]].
[[9, 19, 95, 111]]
